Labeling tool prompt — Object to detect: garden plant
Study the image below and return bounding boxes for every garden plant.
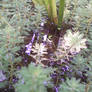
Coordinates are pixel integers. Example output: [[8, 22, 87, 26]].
[[0, 0, 92, 92]]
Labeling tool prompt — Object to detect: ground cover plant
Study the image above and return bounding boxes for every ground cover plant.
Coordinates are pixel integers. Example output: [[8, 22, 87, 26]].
[[0, 0, 92, 92]]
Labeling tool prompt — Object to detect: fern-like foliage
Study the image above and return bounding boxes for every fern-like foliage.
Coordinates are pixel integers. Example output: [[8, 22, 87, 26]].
[[59, 78, 85, 92], [0, 0, 47, 88], [69, 55, 87, 77], [0, 23, 23, 87], [14, 63, 54, 92], [30, 4, 47, 31], [0, 0, 46, 34], [31, 43, 48, 64]]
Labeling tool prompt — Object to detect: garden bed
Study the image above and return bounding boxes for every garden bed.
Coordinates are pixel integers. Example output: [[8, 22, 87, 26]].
[[0, 0, 92, 92]]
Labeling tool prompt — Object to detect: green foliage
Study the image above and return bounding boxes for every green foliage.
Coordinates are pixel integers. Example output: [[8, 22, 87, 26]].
[[0, 19, 23, 87], [54, 1, 92, 91], [0, 0, 46, 88], [65, 0, 92, 33], [86, 60, 92, 82], [58, 0, 65, 28], [0, 0, 92, 92], [64, 0, 92, 80], [86, 61, 92, 92], [0, 0, 46, 34], [0, 25, 22, 69], [14, 63, 54, 92], [69, 55, 87, 77], [59, 78, 85, 92], [32, 0, 65, 27], [0, 0, 32, 34], [0, 80, 8, 89], [30, 4, 47, 31]]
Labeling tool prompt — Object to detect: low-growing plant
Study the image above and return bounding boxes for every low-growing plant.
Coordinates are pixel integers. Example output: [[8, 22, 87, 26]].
[[0, 0, 46, 88], [31, 42, 48, 64], [0, 19, 23, 87], [54, 30, 87, 60], [14, 63, 54, 92], [0, 0, 46, 34], [59, 78, 85, 92]]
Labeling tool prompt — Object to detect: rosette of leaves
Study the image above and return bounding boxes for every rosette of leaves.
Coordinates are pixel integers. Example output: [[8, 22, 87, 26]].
[[62, 30, 87, 54], [55, 30, 87, 60], [14, 63, 54, 92], [31, 43, 48, 64], [59, 78, 85, 92]]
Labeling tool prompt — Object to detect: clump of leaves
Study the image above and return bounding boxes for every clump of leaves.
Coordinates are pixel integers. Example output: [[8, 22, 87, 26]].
[[59, 78, 85, 92], [31, 42, 48, 64], [0, 0, 47, 88], [54, 30, 87, 60], [0, 0, 46, 34], [63, 30, 86, 53], [30, 4, 47, 31], [0, 24, 23, 88], [14, 63, 54, 92]]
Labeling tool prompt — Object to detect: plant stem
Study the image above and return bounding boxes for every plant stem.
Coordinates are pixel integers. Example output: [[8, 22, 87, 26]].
[[58, 0, 65, 28], [50, 0, 58, 24], [85, 82, 90, 92], [47, 0, 52, 20]]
